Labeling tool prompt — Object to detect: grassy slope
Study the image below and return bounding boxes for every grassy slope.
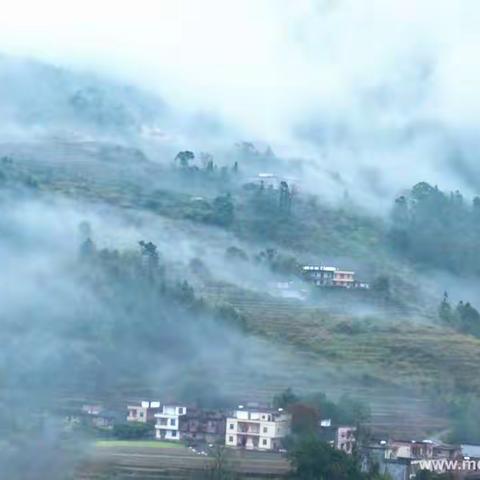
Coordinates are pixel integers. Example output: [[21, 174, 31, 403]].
[[203, 285, 480, 394]]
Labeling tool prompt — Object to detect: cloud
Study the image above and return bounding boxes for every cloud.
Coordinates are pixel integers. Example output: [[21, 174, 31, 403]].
[[1, 0, 479, 200]]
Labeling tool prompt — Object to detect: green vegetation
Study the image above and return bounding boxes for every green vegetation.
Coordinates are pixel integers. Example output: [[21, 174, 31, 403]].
[[112, 422, 154, 440], [273, 388, 370, 432], [288, 435, 390, 480], [439, 293, 480, 338], [95, 440, 181, 449], [4, 145, 480, 444], [390, 181, 480, 274]]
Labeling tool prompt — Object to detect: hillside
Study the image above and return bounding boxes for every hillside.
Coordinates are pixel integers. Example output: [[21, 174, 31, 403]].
[[1, 59, 480, 445], [2, 136, 478, 441]]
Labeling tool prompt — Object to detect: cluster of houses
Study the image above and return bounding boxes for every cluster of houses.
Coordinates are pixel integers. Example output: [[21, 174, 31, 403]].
[[66, 401, 480, 478], [302, 265, 370, 289], [361, 438, 466, 479], [70, 401, 355, 455], [127, 402, 297, 451]]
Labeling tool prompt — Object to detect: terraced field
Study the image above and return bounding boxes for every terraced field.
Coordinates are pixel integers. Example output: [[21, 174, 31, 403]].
[[76, 445, 290, 480], [197, 283, 480, 437]]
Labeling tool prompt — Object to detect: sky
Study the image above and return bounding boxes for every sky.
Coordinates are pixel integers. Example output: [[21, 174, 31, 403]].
[[1, 0, 480, 196]]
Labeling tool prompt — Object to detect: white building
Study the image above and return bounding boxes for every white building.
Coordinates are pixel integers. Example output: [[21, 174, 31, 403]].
[[154, 405, 187, 441], [225, 407, 291, 451]]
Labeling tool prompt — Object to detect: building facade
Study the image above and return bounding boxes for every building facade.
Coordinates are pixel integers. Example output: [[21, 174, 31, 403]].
[[302, 265, 336, 286], [333, 270, 355, 288], [302, 265, 370, 289], [318, 421, 356, 455], [154, 405, 187, 441], [127, 401, 161, 424], [225, 408, 291, 451], [180, 409, 226, 444]]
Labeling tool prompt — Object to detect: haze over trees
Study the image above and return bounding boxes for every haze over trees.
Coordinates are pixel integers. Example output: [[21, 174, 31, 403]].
[[390, 182, 480, 274]]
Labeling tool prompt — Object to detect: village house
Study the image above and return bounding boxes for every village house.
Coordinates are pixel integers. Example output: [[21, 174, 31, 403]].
[[64, 404, 121, 431], [318, 419, 357, 455], [302, 265, 370, 289], [127, 401, 161, 424], [385, 439, 435, 460], [225, 406, 291, 451], [361, 439, 461, 480], [180, 409, 226, 444], [333, 270, 355, 288], [302, 265, 336, 287], [154, 404, 188, 441]]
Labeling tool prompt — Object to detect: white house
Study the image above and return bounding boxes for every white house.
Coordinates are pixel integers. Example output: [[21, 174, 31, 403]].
[[154, 405, 187, 441], [225, 407, 291, 451]]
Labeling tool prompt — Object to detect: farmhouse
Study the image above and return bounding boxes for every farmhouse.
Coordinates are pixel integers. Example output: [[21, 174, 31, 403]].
[[302, 265, 369, 289], [302, 265, 336, 287], [154, 404, 188, 441], [127, 401, 161, 424], [318, 419, 357, 455], [225, 406, 291, 451]]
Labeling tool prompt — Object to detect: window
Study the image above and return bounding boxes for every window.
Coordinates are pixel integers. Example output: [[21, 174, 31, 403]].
[[262, 439, 267, 446], [229, 423, 234, 430], [139, 412, 144, 417], [171, 430, 177, 437], [170, 418, 176, 426], [178, 408, 184, 414], [228, 436, 234, 442], [131, 410, 137, 417], [263, 427, 268, 433]]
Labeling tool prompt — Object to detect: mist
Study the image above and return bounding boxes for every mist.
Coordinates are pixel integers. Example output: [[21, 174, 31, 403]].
[[1, 3, 480, 478], [1, 1, 480, 206]]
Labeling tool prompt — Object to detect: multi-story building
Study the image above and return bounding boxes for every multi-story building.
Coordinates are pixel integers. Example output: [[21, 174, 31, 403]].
[[333, 270, 355, 288], [302, 265, 336, 287], [154, 404, 187, 441], [303, 265, 370, 290], [127, 401, 161, 424], [180, 409, 226, 444], [225, 407, 291, 451]]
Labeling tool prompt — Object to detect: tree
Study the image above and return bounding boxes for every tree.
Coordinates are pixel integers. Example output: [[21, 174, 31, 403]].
[[225, 246, 248, 262], [200, 152, 214, 169], [438, 295, 480, 338], [273, 388, 299, 409], [204, 445, 237, 480], [139, 240, 160, 281], [390, 195, 409, 251], [279, 181, 292, 213], [288, 403, 320, 435], [189, 258, 211, 279], [288, 435, 361, 480], [473, 196, 480, 216], [371, 276, 390, 301], [175, 150, 195, 168], [212, 194, 234, 227], [438, 292, 454, 324], [113, 422, 153, 439], [79, 237, 96, 260], [456, 301, 480, 337], [78, 220, 92, 240]]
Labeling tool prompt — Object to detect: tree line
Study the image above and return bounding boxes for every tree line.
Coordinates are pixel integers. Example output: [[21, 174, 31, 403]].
[[390, 182, 480, 275]]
